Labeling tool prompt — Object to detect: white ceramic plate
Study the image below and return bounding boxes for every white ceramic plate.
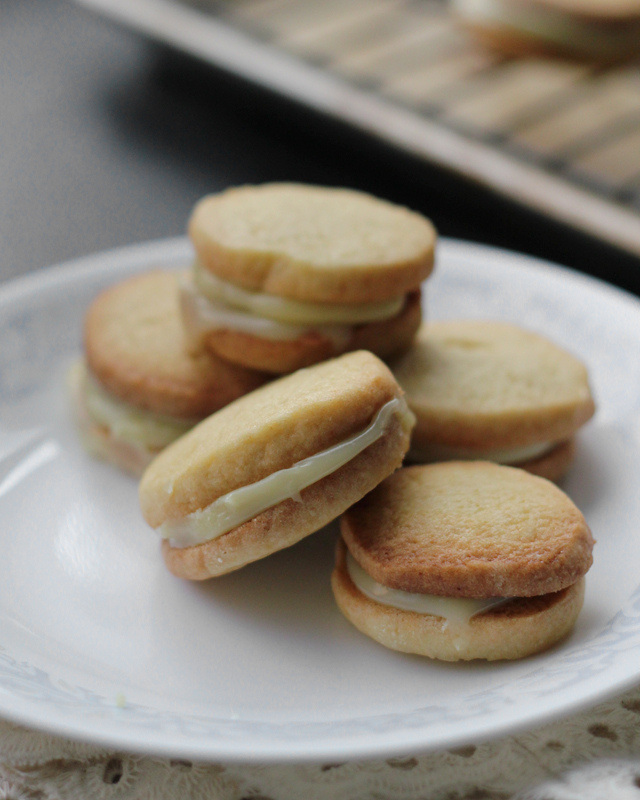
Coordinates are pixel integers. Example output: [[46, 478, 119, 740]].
[[1, 237, 640, 763]]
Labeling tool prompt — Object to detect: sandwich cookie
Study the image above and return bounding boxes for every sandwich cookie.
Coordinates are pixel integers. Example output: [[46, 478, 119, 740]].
[[183, 183, 436, 373], [72, 271, 267, 475], [391, 320, 595, 482], [453, 0, 640, 60], [333, 462, 594, 661], [139, 350, 415, 580]]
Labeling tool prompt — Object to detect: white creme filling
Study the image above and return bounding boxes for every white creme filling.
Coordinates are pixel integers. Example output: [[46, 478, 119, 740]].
[[180, 261, 406, 348], [453, 0, 640, 55], [408, 439, 555, 466], [346, 551, 509, 624], [79, 363, 196, 449], [180, 277, 349, 346], [193, 260, 405, 325], [159, 396, 415, 548]]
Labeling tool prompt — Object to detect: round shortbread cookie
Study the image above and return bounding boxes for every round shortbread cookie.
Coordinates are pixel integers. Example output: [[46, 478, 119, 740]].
[[341, 462, 594, 599], [332, 538, 586, 661], [85, 271, 267, 418], [197, 290, 422, 374], [162, 413, 409, 580], [391, 320, 595, 477], [139, 350, 406, 525], [188, 183, 436, 304], [139, 351, 414, 578]]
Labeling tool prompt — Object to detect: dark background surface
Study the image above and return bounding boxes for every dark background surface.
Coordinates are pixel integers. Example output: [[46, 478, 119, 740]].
[[2, 0, 640, 296]]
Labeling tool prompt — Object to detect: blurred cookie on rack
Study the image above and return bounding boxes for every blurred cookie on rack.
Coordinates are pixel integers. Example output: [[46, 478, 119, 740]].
[[390, 320, 595, 481], [452, 0, 640, 60], [181, 183, 436, 374], [71, 270, 267, 476]]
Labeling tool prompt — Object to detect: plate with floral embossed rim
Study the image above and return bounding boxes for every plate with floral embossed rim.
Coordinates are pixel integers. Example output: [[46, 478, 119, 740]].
[[0, 236, 639, 763]]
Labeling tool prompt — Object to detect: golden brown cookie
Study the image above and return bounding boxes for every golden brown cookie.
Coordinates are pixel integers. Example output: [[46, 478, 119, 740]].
[[75, 270, 267, 474], [390, 320, 595, 481], [183, 184, 436, 373], [333, 540, 586, 662], [333, 462, 593, 661], [139, 351, 415, 580]]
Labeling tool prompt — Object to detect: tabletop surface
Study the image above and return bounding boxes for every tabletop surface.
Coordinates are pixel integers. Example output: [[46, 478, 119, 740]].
[[2, 0, 640, 297]]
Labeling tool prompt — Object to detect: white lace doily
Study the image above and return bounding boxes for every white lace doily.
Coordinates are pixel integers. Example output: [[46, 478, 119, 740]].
[[1, 684, 640, 799]]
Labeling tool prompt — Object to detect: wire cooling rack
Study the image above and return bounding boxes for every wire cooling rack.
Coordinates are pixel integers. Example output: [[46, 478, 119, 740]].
[[76, 0, 640, 256]]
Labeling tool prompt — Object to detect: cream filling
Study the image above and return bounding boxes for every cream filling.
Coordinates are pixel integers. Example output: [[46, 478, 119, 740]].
[[346, 551, 509, 624], [453, 0, 640, 56], [68, 362, 158, 475], [180, 278, 353, 348], [159, 396, 415, 548], [193, 260, 405, 325], [80, 363, 196, 449], [408, 439, 555, 466]]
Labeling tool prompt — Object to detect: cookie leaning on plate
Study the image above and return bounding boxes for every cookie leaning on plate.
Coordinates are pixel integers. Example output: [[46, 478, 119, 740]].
[[72, 271, 267, 475], [391, 320, 595, 481], [139, 350, 415, 580], [182, 183, 436, 373], [452, 0, 640, 60], [333, 462, 594, 661]]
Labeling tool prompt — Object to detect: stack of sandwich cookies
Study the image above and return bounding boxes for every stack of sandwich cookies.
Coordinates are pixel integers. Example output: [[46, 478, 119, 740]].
[[183, 183, 436, 373], [139, 350, 415, 580], [333, 462, 594, 661], [452, 0, 640, 60], [391, 320, 595, 481], [73, 271, 268, 475]]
